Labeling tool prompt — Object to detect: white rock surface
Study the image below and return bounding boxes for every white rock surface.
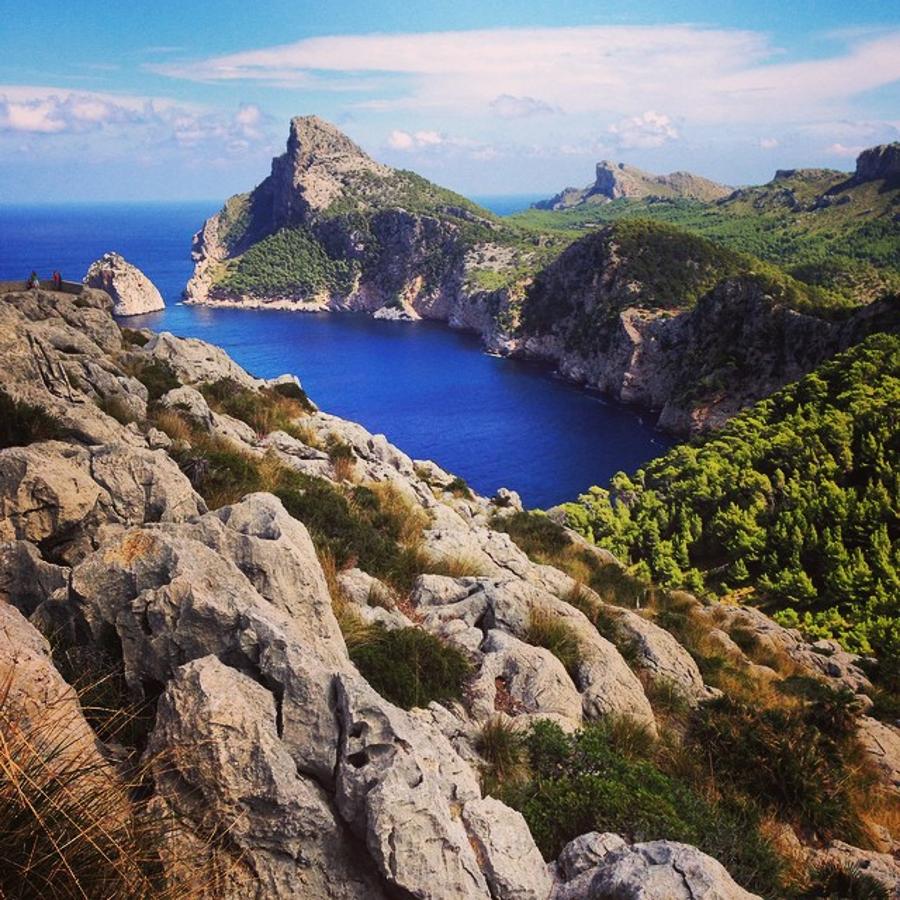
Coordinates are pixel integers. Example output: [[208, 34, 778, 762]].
[[84, 251, 165, 316]]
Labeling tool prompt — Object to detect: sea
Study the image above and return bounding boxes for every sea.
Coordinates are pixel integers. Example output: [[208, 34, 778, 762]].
[[0, 198, 672, 508]]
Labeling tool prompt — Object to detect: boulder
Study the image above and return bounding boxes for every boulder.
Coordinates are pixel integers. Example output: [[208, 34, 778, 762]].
[[470, 629, 582, 726], [148, 656, 385, 899], [552, 837, 761, 900], [462, 796, 553, 900], [858, 716, 900, 793], [84, 252, 165, 316]]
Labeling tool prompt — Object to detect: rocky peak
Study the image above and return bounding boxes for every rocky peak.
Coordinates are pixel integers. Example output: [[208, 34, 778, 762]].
[[853, 141, 900, 185], [534, 160, 730, 209], [83, 252, 164, 317], [270, 114, 391, 226]]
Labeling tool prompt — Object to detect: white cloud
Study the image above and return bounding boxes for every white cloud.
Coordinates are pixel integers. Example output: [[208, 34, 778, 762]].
[[759, 137, 779, 149], [151, 26, 900, 128], [827, 142, 865, 157], [0, 86, 276, 165], [608, 110, 678, 149], [387, 129, 414, 149], [489, 94, 556, 119]]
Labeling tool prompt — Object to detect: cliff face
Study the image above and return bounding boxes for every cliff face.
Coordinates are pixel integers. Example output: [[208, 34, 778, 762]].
[[186, 115, 504, 320]]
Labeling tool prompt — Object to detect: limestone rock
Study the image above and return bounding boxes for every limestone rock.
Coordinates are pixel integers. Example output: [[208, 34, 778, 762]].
[[0, 540, 69, 616], [810, 841, 900, 899], [145, 331, 261, 389], [858, 716, 900, 793], [555, 832, 627, 882], [148, 656, 385, 899], [462, 796, 553, 900], [71, 521, 343, 782], [334, 674, 491, 898], [470, 629, 582, 726], [84, 252, 164, 316], [552, 838, 761, 900]]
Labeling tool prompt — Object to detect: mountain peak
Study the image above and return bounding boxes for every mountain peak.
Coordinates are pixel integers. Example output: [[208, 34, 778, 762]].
[[854, 141, 900, 186], [271, 115, 390, 226]]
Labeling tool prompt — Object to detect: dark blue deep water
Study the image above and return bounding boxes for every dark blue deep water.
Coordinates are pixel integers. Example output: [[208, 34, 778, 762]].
[[0, 202, 673, 507]]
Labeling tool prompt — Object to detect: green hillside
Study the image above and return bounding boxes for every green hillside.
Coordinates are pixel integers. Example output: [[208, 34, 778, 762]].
[[512, 162, 900, 306], [561, 333, 900, 659]]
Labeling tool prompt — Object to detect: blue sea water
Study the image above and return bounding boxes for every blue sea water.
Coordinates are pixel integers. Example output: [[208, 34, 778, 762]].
[[0, 202, 672, 507]]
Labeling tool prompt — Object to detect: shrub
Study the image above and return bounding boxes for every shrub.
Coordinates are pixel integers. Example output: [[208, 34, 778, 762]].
[[523, 609, 581, 681], [445, 476, 473, 499], [498, 720, 782, 895], [131, 359, 180, 402], [803, 862, 889, 900], [689, 695, 869, 839], [200, 378, 311, 434], [177, 438, 264, 508], [0, 390, 68, 448], [494, 511, 571, 559], [349, 625, 472, 709]]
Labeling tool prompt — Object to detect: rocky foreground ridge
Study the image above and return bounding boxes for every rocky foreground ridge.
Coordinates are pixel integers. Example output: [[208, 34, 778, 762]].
[[185, 117, 899, 436], [1, 285, 898, 898]]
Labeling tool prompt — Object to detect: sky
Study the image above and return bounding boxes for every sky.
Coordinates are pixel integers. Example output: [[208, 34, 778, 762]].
[[1, 0, 899, 202]]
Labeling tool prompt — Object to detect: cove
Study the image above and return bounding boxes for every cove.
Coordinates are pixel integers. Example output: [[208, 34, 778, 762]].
[[128, 303, 673, 507], [0, 202, 673, 507]]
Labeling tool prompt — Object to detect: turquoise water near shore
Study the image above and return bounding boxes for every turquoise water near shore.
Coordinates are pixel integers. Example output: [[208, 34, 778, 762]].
[[0, 201, 672, 506]]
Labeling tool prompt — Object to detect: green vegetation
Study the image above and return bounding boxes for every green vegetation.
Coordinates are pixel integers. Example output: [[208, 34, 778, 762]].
[[219, 226, 357, 297], [200, 377, 314, 434], [348, 625, 472, 709], [497, 719, 783, 896], [691, 694, 871, 839], [0, 389, 69, 448], [510, 168, 900, 307], [128, 359, 180, 402], [523, 609, 581, 680], [563, 334, 900, 658], [803, 862, 890, 900]]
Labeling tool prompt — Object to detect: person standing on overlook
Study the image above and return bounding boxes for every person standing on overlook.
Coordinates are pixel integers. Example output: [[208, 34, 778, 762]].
[[52, 270, 62, 290], [26, 271, 40, 289]]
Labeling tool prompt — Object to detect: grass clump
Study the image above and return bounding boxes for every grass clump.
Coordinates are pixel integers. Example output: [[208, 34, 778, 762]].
[[523, 609, 581, 681], [200, 377, 313, 435], [498, 719, 782, 896], [129, 359, 180, 402], [689, 694, 871, 840], [0, 389, 69, 448], [477, 717, 527, 794], [349, 625, 472, 709], [802, 862, 889, 900], [445, 476, 473, 499]]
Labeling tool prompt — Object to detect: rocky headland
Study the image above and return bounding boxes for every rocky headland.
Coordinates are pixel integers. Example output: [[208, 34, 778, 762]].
[[184, 117, 899, 437], [1, 283, 898, 898]]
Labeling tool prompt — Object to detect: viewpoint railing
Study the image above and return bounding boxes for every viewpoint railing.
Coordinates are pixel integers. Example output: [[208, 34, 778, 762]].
[[0, 280, 85, 295]]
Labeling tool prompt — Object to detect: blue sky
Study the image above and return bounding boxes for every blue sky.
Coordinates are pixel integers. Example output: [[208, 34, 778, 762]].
[[1, 0, 899, 201]]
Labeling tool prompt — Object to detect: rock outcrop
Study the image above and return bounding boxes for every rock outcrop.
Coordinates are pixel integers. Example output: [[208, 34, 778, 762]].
[[533, 160, 731, 210], [84, 252, 165, 316]]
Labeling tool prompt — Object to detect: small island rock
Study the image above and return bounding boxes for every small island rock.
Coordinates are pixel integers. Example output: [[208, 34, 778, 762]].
[[84, 251, 165, 316]]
